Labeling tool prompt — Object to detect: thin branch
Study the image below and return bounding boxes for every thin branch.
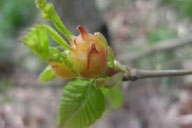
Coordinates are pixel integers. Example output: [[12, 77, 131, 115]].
[[123, 68, 192, 81], [118, 37, 192, 62]]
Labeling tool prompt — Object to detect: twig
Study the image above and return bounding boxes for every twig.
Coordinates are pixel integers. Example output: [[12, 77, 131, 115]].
[[118, 37, 192, 62], [123, 68, 192, 81]]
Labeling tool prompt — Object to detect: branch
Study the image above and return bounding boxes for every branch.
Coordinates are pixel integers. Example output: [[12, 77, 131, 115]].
[[118, 37, 192, 62], [123, 68, 192, 81]]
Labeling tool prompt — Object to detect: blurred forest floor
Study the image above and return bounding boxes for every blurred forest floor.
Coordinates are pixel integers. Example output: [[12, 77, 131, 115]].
[[1, 0, 192, 128]]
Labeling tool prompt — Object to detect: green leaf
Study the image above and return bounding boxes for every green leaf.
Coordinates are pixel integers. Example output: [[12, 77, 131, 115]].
[[101, 72, 123, 108], [41, 24, 71, 50], [20, 24, 71, 58], [20, 24, 49, 59], [35, 0, 73, 41], [105, 87, 123, 109], [107, 46, 115, 68], [20, 23, 79, 75], [57, 78, 105, 128], [39, 65, 55, 81], [95, 32, 114, 68]]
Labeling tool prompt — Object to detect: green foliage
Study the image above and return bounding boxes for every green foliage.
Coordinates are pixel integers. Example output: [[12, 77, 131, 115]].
[[35, 0, 73, 41], [20, 24, 79, 75], [147, 25, 177, 44], [0, 0, 36, 35], [57, 78, 105, 128], [107, 46, 115, 68], [42, 24, 71, 49], [39, 65, 55, 81], [161, 0, 192, 18], [0, 0, 36, 60], [20, 24, 49, 59], [101, 72, 123, 108], [103, 87, 123, 109], [95, 32, 115, 68]]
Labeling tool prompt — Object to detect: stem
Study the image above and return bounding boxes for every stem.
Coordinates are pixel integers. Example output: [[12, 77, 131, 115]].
[[123, 68, 192, 81], [118, 37, 192, 62], [35, 0, 74, 41]]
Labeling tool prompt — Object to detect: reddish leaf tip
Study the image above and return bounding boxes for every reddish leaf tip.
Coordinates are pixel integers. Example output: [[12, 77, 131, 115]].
[[76, 25, 88, 37]]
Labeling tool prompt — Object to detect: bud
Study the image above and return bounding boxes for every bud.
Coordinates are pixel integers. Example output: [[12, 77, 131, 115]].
[[48, 26, 107, 78]]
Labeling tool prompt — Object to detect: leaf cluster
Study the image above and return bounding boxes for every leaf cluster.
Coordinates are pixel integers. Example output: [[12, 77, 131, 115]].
[[20, 0, 124, 127]]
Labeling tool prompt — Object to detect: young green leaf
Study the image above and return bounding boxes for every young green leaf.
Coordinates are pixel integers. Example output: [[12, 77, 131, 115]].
[[20, 24, 49, 59], [107, 46, 115, 68], [35, 0, 73, 41], [41, 24, 71, 50], [100, 72, 123, 108], [20, 23, 79, 75], [57, 78, 105, 128], [95, 32, 114, 68], [105, 87, 123, 109], [39, 65, 55, 81]]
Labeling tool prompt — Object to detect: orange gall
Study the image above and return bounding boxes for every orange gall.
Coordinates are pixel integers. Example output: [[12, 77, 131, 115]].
[[49, 26, 107, 78]]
